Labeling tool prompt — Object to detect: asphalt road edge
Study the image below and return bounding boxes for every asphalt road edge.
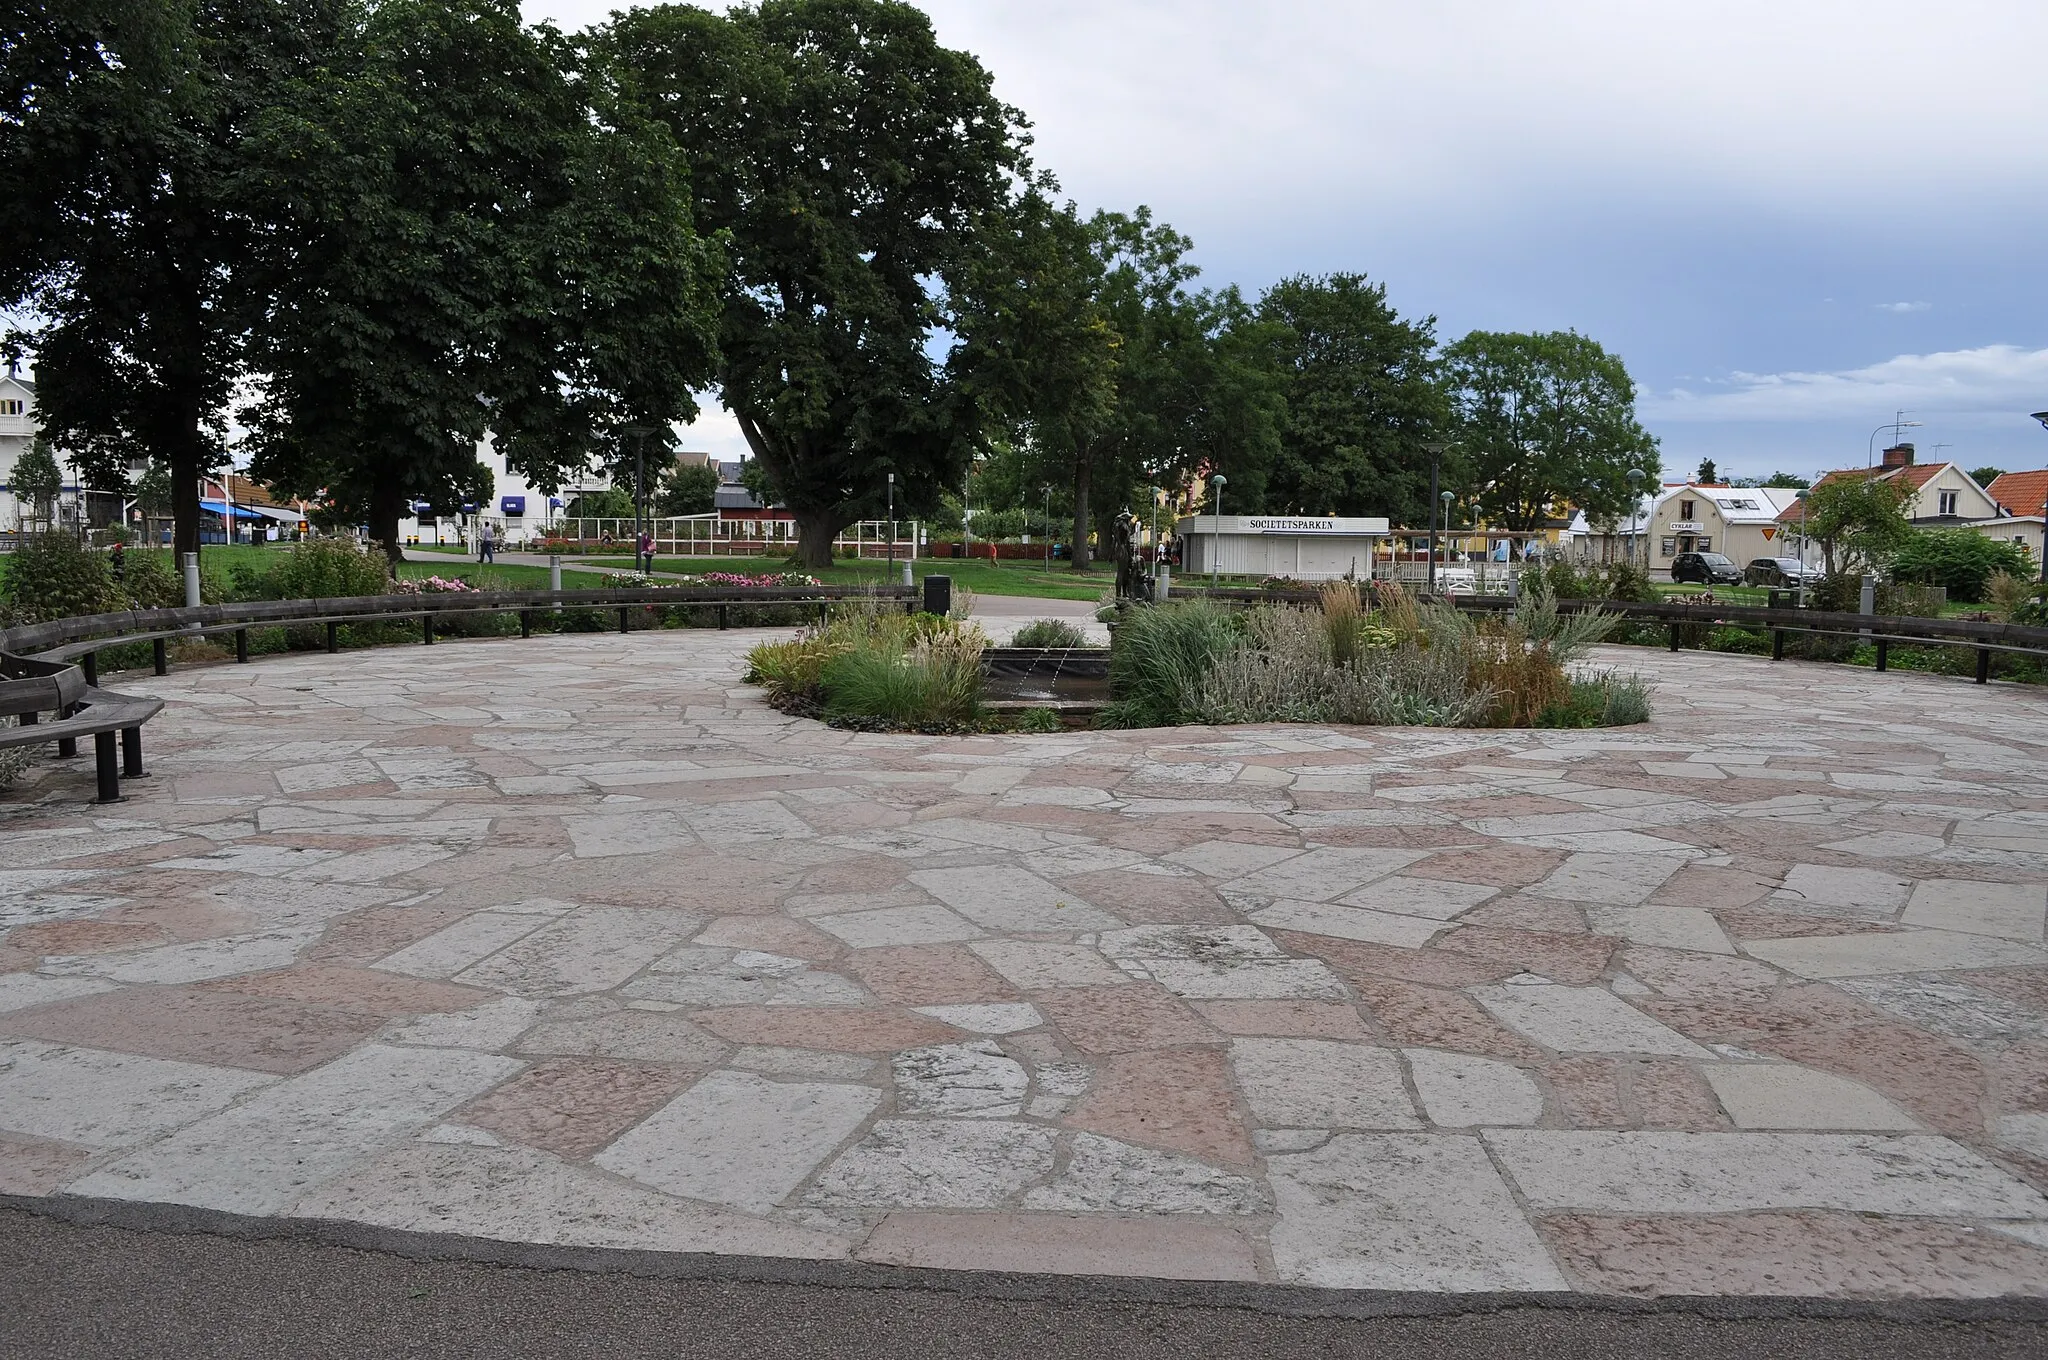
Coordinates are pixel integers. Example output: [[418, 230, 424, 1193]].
[[7, 1193, 2045, 1324]]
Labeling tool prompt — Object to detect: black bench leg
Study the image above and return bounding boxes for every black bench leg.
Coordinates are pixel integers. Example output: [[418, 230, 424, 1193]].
[[618, 607, 629, 634], [235, 628, 249, 663], [57, 712, 77, 757], [1771, 628, 1784, 661], [122, 726, 144, 777], [718, 603, 729, 630], [1977, 648, 1991, 684], [326, 621, 339, 654], [520, 609, 532, 639], [1668, 622, 1680, 652], [82, 652, 98, 686], [93, 731, 122, 803], [423, 614, 434, 645], [153, 637, 168, 675], [1875, 639, 1888, 672]]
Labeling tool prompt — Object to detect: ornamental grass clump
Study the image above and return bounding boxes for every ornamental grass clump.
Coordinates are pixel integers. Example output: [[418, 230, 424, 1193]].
[[746, 610, 987, 730], [1104, 582, 1647, 730], [1011, 617, 1088, 648]]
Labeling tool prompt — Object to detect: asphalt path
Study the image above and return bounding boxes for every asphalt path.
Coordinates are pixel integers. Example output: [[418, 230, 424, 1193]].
[[2, 1206, 2041, 1360]]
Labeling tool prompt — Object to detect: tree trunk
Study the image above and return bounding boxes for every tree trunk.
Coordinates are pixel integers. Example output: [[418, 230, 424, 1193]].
[[1070, 454, 1092, 570], [170, 439, 203, 563], [794, 507, 843, 570], [369, 478, 408, 566]]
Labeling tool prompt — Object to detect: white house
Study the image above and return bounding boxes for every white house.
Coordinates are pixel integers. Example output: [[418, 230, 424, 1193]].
[[395, 436, 616, 547], [0, 368, 97, 533], [1644, 484, 1804, 576]]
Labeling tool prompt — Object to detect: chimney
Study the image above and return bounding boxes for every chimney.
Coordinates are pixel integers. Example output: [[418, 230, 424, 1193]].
[[1882, 443, 1915, 468]]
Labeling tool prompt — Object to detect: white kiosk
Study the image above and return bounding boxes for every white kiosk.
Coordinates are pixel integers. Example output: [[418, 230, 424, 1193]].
[[1177, 515, 1390, 582]]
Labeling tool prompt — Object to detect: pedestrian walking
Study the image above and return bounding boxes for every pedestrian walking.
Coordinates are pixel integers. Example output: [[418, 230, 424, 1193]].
[[479, 521, 496, 565], [109, 539, 126, 583], [637, 530, 654, 575]]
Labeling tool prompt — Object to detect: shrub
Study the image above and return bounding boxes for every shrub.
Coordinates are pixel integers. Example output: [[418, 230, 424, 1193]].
[[1985, 570, 2038, 623], [1012, 618, 1087, 648], [0, 533, 118, 622], [1101, 600, 1243, 728], [747, 611, 986, 729], [267, 537, 392, 600], [1892, 528, 2031, 603], [115, 549, 184, 609], [1708, 626, 1771, 655]]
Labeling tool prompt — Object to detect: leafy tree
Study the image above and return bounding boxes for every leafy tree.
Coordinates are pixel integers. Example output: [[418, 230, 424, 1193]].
[[133, 458, 175, 523], [10, 438, 63, 527], [1795, 473, 1914, 576], [655, 462, 720, 516], [1442, 330, 1660, 532], [736, 457, 778, 509], [1970, 466, 2006, 490], [1892, 528, 2032, 603], [1255, 274, 1443, 524], [0, 0, 342, 560], [564, 488, 637, 520], [1696, 458, 1718, 484], [1764, 471, 1811, 489], [239, 0, 721, 558], [607, 0, 1026, 568]]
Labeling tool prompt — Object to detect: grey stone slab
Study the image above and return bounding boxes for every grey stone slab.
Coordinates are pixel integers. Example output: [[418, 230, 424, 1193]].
[[375, 911, 554, 979], [384, 997, 544, 1051], [1267, 1134, 1568, 1291], [1471, 982, 1712, 1057], [1901, 879, 2047, 942], [1701, 1063, 1919, 1131], [808, 903, 985, 948], [893, 1041, 1029, 1118], [1230, 1039, 1419, 1129], [1833, 975, 2048, 1041], [805, 1118, 1058, 1210], [1023, 1133, 1267, 1214], [967, 941, 1130, 989], [1486, 1130, 2048, 1217], [1770, 864, 1911, 918], [0, 973, 118, 1013], [1246, 900, 1445, 949], [294, 1143, 851, 1257], [594, 1072, 880, 1214], [679, 800, 815, 844], [1339, 876, 1499, 921], [0, 1039, 274, 1150], [68, 1044, 520, 1213], [908, 867, 1122, 933], [1525, 852, 1684, 906], [1743, 929, 2048, 978], [454, 908, 699, 996], [1404, 1050, 1543, 1128], [910, 1004, 1043, 1035], [561, 812, 697, 859], [1218, 848, 1427, 903]]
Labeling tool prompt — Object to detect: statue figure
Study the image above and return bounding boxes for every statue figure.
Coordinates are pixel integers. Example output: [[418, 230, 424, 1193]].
[[1113, 511, 1145, 601]]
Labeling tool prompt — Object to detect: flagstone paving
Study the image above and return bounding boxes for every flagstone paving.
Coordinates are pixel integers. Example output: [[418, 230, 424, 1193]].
[[4, 632, 2048, 1298]]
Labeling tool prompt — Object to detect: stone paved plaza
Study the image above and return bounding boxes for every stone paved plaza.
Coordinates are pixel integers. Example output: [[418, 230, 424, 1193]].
[[3, 630, 2048, 1299]]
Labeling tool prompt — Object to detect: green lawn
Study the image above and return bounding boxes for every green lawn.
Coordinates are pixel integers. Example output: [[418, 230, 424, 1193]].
[[579, 554, 1115, 602]]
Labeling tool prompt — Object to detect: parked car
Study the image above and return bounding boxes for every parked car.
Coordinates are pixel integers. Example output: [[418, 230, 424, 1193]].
[[1670, 551, 1743, 586], [1743, 556, 1811, 587]]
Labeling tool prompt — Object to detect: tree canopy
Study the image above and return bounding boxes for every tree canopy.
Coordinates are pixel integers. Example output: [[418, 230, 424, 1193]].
[[1795, 473, 1915, 576], [1442, 330, 1660, 532], [238, 0, 721, 558], [604, 0, 1026, 567]]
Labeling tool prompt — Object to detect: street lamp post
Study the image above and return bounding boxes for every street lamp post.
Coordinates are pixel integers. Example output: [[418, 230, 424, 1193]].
[[886, 472, 896, 582], [1422, 441, 1451, 594], [1794, 488, 1811, 606], [1625, 468, 1647, 570], [620, 423, 661, 556], [1439, 490, 1456, 587], [1208, 474, 1227, 589], [1042, 484, 1052, 574]]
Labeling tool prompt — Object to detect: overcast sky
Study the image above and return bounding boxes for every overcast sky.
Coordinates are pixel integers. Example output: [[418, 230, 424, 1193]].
[[529, 0, 2048, 485]]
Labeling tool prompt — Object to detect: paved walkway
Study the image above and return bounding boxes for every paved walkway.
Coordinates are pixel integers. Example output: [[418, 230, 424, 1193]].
[[2, 633, 2046, 1299]]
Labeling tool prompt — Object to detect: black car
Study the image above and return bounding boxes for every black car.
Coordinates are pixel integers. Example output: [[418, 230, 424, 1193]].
[[1743, 556, 1811, 587], [1671, 551, 1743, 585]]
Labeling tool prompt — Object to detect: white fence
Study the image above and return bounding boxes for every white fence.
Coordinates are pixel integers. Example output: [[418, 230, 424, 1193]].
[[485, 515, 923, 558]]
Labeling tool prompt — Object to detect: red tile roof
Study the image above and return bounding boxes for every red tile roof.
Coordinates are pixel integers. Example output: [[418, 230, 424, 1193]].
[[1776, 462, 1958, 521], [1988, 470, 2048, 516]]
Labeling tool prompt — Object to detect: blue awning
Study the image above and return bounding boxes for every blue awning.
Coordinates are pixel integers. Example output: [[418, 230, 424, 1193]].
[[500, 496, 526, 516], [199, 499, 265, 521]]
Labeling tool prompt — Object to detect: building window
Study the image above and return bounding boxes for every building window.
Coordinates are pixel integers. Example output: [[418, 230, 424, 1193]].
[[1660, 537, 1676, 558], [1938, 491, 1958, 516], [1679, 499, 1695, 520], [1697, 537, 1712, 552], [0, 400, 22, 415]]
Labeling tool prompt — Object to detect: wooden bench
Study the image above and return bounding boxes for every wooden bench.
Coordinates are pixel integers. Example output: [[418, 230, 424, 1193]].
[[0, 661, 164, 804]]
